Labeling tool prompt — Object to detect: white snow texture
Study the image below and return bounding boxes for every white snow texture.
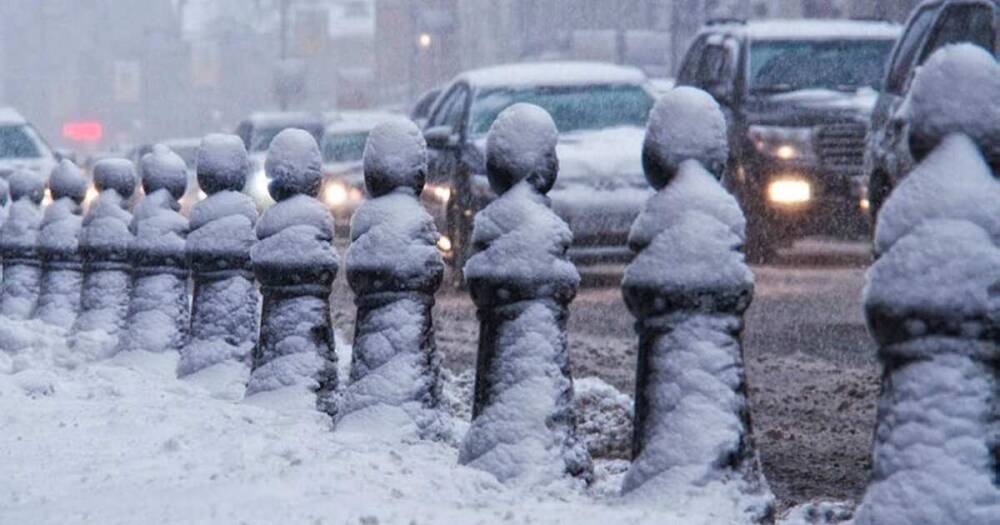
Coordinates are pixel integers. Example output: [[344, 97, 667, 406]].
[[643, 87, 728, 187], [0, 172, 45, 320]]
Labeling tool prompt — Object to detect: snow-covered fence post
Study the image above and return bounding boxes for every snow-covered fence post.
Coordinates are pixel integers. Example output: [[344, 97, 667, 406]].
[[853, 44, 1000, 525], [338, 120, 446, 437], [119, 145, 190, 354], [70, 159, 136, 357], [458, 104, 592, 484], [619, 88, 773, 519], [34, 159, 89, 327], [0, 172, 46, 320], [178, 135, 260, 380], [247, 129, 339, 413]]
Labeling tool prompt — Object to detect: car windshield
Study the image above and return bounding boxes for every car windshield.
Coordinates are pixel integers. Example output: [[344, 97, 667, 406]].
[[322, 131, 369, 163], [0, 124, 43, 159], [469, 84, 654, 136], [749, 39, 895, 93], [250, 124, 323, 152]]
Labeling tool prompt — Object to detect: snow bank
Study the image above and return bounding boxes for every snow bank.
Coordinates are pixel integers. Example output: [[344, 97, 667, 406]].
[[642, 87, 728, 187]]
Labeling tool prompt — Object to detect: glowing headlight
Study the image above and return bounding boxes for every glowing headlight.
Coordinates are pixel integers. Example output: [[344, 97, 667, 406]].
[[749, 125, 816, 161], [768, 178, 811, 205], [324, 182, 349, 207], [83, 183, 99, 210], [427, 184, 451, 202], [42, 188, 53, 207], [436, 235, 452, 253]]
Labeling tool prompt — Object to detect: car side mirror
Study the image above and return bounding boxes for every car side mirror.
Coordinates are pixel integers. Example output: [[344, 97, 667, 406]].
[[424, 125, 459, 150]]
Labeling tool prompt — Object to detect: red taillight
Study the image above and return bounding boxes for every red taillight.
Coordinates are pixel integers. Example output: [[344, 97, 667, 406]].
[[62, 121, 104, 143]]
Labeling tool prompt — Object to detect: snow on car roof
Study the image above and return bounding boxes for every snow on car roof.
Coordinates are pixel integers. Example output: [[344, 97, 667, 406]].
[[247, 111, 324, 127], [0, 107, 27, 125], [324, 110, 409, 134], [710, 19, 901, 41], [455, 61, 648, 89]]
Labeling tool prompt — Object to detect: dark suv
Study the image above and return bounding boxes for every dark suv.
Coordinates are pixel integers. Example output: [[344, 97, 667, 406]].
[[677, 20, 901, 262], [865, 0, 999, 222]]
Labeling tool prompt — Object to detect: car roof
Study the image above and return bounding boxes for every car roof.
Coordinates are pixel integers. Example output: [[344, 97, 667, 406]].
[[454, 61, 648, 89], [245, 111, 324, 128], [324, 110, 409, 134], [704, 19, 901, 41], [0, 107, 28, 125]]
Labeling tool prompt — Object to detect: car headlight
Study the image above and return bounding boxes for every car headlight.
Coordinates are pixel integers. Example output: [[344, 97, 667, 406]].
[[323, 181, 349, 207], [767, 177, 811, 205], [749, 125, 817, 162], [426, 184, 451, 203]]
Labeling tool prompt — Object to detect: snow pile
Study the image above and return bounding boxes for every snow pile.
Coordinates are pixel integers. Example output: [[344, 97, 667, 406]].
[[902, 44, 1000, 159], [70, 158, 136, 361], [460, 104, 591, 486], [180, 134, 259, 389], [573, 376, 633, 460], [340, 120, 447, 440], [620, 87, 770, 520], [856, 47, 1000, 525], [248, 129, 338, 414], [118, 146, 190, 355], [0, 171, 46, 320], [642, 87, 729, 186], [34, 160, 88, 327], [0, 344, 723, 525]]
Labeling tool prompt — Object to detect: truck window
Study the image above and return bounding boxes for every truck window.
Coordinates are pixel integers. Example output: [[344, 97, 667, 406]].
[[921, 4, 995, 61], [886, 6, 937, 94]]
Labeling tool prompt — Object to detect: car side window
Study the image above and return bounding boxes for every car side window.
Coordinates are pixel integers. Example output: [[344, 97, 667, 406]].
[[428, 85, 469, 133], [886, 6, 936, 94], [697, 45, 729, 87], [428, 87, 461, 128], [920, 4, 995, 62], [677, 36, 708, 84]]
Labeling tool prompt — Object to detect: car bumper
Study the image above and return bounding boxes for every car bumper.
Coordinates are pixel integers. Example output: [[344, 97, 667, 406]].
[[748, 162, 870, 239]]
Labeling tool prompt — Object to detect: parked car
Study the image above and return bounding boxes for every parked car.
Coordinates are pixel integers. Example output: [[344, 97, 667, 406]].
[[235, 111, 325, 209], [318, 110, 411, 230], [422, 61, 656, 275], [0, 107, 57, 183], [677, 19, 901, 262], [865, 0, 999, 223]]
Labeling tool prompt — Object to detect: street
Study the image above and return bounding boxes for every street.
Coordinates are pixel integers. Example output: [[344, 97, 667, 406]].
[[329, 238, 879, 511]]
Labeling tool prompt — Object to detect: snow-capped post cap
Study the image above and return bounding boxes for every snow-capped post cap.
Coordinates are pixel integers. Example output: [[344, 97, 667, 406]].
[[140, 144, 188, 199], [362, 119, 427, 198], [49, 159, 88, 203], [904, 43, 1000, 162], [485, 103, 559, 195], [93, 158, 137, 198], [197, 133, 250, 194], [643, 86, 728, 189], [8, 170, 46, 204], [265, 128, 322, 201]]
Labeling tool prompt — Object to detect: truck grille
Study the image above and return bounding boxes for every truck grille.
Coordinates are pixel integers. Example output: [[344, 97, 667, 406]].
[[817, 122, 867, 174]]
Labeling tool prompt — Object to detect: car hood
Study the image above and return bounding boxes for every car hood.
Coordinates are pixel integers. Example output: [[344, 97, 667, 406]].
[[553, 126, 647, 189], [746, 87, 878, 126]]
